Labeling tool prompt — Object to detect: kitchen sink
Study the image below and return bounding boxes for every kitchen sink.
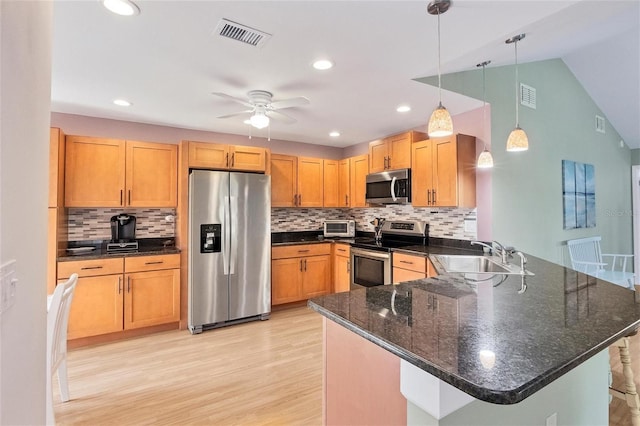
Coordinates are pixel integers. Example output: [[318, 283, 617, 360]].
[[433, 254, 534, 276]]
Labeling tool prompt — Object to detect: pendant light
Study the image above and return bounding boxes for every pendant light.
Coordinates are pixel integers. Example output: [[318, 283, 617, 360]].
[[505, 33, 528, 152], [476, 60, 494, 168], [427, 0, 453, 138]]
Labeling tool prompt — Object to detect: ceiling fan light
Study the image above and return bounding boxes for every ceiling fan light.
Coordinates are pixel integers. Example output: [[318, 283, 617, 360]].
[[477, 149, 494, 168], [427, 104, 453, 137], [250, 112, 270, 129], [103, 0, 140, 16], [506, 127, 529, 152]]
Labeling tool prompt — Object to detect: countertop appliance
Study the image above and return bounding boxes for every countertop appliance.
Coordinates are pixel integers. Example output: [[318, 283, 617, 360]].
[[107, 214, 138, 253], [188, 170, 271, 334], [323, 220, 355, 238], [365, 168, 411, 204], [350, 220, 428, 290]]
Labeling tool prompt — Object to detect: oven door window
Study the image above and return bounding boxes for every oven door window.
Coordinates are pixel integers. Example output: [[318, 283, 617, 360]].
[[353, 255, 385, 287]]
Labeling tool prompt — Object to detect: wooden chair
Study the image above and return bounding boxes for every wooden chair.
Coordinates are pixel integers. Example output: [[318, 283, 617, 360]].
[[46, 273, 78, 425], [567, 236, 634, 289]]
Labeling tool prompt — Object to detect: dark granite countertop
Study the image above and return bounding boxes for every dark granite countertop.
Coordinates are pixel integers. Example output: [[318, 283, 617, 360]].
[[58, 238, 180, 262], [308, 251, 640, 405], [271, 230, 358, 246]]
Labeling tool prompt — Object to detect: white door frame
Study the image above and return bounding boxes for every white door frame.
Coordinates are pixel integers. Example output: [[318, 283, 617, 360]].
[[632, 165, 640, 284]]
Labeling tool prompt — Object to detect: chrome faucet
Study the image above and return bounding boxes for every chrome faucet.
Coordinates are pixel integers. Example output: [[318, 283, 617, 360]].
[[471, 240, 511, 264], [515, 251, 527, 274]]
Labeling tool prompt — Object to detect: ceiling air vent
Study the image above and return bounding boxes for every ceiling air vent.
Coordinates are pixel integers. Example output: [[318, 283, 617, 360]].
[[214, 19, 271, 48], [595, 115, 606, 134], [520, 83, 536, 109]]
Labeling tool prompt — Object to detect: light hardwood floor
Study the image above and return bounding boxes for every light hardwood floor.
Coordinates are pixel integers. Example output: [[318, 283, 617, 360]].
[[54, 305, 637, 425]]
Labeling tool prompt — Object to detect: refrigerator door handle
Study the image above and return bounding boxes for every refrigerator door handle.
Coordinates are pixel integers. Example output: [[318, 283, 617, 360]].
[[223, 195, 231, 275], [229, 195, 238, 275]]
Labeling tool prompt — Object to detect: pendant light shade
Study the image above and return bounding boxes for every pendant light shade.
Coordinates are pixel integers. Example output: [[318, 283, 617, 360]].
[[428, 104, 453, 137], [427, 0, 453, 138], [506, 34, 528, 152], [506, 127, 529, 152], [476, 60, 494, 169]]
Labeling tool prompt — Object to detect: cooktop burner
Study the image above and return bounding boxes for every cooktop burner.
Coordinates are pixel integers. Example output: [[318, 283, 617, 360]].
[[351, 220, 429, 252]]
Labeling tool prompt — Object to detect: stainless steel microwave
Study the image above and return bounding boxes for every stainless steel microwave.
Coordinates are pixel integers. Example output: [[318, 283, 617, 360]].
[[323, 220, 355, 238], [365, 169, 411, 204]]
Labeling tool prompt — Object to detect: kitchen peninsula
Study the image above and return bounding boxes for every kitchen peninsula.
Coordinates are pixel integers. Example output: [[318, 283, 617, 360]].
[[309, 250, 640, 425]]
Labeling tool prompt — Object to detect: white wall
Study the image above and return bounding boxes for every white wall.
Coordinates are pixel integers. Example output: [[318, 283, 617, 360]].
[[0, 2, 52, 424]]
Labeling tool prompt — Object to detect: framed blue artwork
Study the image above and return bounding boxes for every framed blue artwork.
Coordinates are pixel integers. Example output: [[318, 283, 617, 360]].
[[562, 160, 595, 230]]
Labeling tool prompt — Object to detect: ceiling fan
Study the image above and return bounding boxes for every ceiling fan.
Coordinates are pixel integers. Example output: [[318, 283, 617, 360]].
[[212, 90, 309, 129]]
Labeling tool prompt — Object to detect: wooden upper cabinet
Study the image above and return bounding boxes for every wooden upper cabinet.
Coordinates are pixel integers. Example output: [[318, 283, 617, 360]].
[[298, 157, 324, 207], [187, 141, 267, 172], [323, 159, 339, 208], [229, 145, 267, 172], [411, 134, 476, 208], [65, 136, 126, 207], [369, 131, 426, 173], [49, 128, 66, 208], [65, 136, 177, 208], [126, 141, 178, 207], [271, 154, 298, 207], [349, 154, 369, 207], [188, 141, 229, 169], [338, 158, 350, 208]]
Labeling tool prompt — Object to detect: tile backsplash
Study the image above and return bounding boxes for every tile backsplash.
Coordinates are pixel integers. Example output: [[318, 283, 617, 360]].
[[272, 205, 477, 240], [69, 205, 476, 242], [68, 208, 176, 241]]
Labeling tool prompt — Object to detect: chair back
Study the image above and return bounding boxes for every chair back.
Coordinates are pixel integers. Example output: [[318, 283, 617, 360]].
[[47, 274, 78, 374], [567, 236, 604, 274]]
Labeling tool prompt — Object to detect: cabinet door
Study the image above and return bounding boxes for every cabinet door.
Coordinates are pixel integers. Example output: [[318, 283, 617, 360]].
[[65, 136, 125, 207], [323, 159, 339, 207], [188, 141, 229, 169], [272, 258, 303, 305], [338, 158, 350, 208], [387, 133, 412, 170], [126, 141, 178, 207], [298, 157, 324, 207], [432, 137, 458, 207], [302, 255, 331, 298], [350, 154, 369, 207], [368, 139, 388, 173], [392, 267, 426, 284], [334, 254, 351, 293], [67, 274, 123, 339], [124, 269, 180, 330], [411, 140, 433, 207], [271, 154, 298, 207], [229, 145, 266, 172], [49, 128, 66, 208]]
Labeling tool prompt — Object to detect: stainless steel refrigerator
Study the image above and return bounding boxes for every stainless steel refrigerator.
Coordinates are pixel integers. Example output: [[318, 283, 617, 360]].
[[188, 170, 271, 334]]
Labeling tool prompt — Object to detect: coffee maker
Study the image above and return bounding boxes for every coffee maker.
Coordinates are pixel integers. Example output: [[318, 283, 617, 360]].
[[107, 214, 138, 253]]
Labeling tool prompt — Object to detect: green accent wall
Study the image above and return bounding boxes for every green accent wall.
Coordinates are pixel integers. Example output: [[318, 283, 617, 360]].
[[419, 59, 632, 264], [631, 149, 640, 165]]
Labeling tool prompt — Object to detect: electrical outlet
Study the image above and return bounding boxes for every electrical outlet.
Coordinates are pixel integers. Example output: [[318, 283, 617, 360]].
[[0, 260, 17, 314], [546, 413, 557, 426]]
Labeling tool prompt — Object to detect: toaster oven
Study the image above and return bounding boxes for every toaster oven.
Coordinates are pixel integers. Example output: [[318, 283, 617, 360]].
[[323, 220, 355, 238]]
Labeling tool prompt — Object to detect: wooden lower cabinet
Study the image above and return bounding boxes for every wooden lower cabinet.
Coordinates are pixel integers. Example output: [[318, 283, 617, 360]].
[[57, 254, 180, 340], [272, 244, 331, 305], [392, 252, 437, 284], [333, 243, 351, 293], [124, 269, 180, 329]]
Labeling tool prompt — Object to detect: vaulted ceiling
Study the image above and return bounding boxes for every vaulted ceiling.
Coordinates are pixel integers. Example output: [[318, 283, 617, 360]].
[[51, 1, 640, 148]]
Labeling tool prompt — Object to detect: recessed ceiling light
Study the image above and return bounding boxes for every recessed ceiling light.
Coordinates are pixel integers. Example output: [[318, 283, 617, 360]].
[[103, 0, 140, 16], [113, 99, 131, 107], [329, 131, 340, 137], [396, 105, 411, 113], [313, 59, 334, 70]]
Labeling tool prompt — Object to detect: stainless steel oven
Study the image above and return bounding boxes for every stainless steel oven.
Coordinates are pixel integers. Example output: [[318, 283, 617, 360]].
[[350, 247, 392, 290]]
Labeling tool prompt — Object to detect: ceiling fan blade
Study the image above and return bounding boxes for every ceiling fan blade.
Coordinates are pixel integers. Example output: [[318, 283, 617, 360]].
[[216, 110, 253, 119], [270, 96, 310, 110], [267, 110, 297, 124], [211, 92, 254, 108]]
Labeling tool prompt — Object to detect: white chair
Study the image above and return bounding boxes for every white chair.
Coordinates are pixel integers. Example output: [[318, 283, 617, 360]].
[[567, 236, 634, 289], [46, 273, 78, 425]]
